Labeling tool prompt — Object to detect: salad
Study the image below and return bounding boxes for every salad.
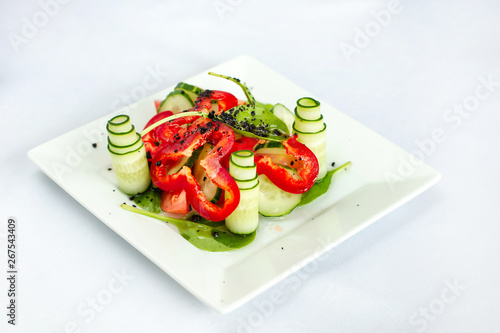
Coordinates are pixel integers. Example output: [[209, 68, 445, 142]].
[[106, 73, 350, 252]]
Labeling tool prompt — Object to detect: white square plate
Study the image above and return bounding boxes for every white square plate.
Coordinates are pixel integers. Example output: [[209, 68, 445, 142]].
[[28, 55, 440, 314]]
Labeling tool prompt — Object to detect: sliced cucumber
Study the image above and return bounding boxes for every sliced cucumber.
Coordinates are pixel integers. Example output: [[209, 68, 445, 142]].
[[296, 97, 321, 120], [293, 97, 327, 181], [107, 115, 133, 133], [193, 144, 222, 203], [108, 144, 151, 195], [157, 90, 194, 114], [235, 175, 259, 189], [292, 123, 327, 141], [293, 110, 324, 133], [230, 150, 254, 167], [167, 146, 203, 175], [225, 183, 260, 235], [229, 150, 256, 180], [226, 150, 259, 235], [107, 114, 151, 195], [107, 133, 142, 155], [270, 103, 294, 134], [258, 174, 302, 217], [174, 82, 203, 103], [107, 123, 137, 147]]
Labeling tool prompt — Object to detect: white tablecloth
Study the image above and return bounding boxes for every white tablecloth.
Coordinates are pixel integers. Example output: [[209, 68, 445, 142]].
[[1, 0, 499, 332]]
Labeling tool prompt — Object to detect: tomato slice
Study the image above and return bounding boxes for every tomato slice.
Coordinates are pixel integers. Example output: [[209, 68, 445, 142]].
[[160, 189, 190, 215], [154, 100, 161, 111]]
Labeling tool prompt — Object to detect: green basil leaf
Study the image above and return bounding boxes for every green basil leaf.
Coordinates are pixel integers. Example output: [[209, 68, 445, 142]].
[[207, 72, 287, 140], [214, 104, 290, 141]]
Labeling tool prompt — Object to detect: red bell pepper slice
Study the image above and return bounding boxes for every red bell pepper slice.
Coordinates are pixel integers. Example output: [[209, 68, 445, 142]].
[[142, 111, 172, 161], [142, 111, 200, 161], [150, 121, 240, 221], [194, 123, 240, 220], [255, 135, 319, 194], [192, 90, 239, 114], [221, 136, 260, 170]]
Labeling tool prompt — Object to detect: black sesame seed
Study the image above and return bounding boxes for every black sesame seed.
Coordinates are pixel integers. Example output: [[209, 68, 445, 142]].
[[92, 143, 97, 148], [155, 161, 161, 166]]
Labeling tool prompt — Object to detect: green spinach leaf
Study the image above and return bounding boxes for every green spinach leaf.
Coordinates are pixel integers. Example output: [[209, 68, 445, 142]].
[[299, 162, 351, 206], [131, 185, 162, 213], [121, 204, 255, 252]]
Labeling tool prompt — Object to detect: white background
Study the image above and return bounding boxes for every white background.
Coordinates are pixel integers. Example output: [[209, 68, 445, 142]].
[[1, 0, 500, 332]]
